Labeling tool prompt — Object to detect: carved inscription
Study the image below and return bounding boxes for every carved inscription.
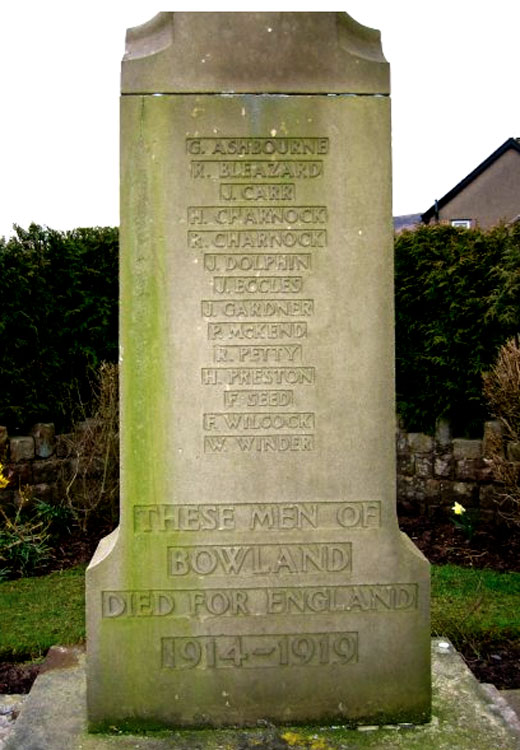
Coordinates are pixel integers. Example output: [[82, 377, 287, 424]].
[[190, 206, 327, 226], [213, 345, 303, 363], [208, 322, 308, 341], [201, 367, 315, 385], [219, 183, 296, 202], [167, 543, 352, 576], [203, 412, 315, 431], [186, 137, 329, 155], [191, 161, 323, 180], [203, 254, 311, 272], [133, 501, 382, 532], [150, 132, 423, 680], [188, 136, 328, 455], [201, 299, 314, 317], [223, 390, 294, 407], [161, 632, 358, 670], [212, 276, 304, 294], [204, 435, 314, 453], [189, 230, 326, 249], [266, 585, 417, 615], [102, 584, 418, 619]]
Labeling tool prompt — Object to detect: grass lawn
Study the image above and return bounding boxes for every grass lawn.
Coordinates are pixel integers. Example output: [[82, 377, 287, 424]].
[[0, 563, 519, 662], [0, 565, 86, 660], [431, 564, 520, 650]]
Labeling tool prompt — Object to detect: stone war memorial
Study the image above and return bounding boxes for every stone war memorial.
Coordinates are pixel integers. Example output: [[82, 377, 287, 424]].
[[86, 12, 431, 730]]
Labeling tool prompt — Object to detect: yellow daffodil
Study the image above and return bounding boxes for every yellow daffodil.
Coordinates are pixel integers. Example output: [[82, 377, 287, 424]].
[[452, 501, 466, 515], [310, 739, 331, 750], [0, 462, 9, 490], [281, 732, 304, 747]]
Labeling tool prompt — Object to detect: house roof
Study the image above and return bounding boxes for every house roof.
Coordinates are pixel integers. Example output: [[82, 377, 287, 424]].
[[421, 137, 520, 224]]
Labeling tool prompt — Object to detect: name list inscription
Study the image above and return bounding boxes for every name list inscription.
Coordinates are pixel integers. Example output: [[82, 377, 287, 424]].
[[187, 137, 327, 454], [114, 130, 423, 681]]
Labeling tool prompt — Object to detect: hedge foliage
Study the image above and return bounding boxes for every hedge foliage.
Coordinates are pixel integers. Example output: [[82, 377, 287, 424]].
[[1, 222, 519, 437], [395, 223, 520, 435], [0, 224, 118, 432]]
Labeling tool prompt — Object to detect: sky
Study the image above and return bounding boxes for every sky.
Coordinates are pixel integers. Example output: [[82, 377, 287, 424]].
[[0, 2, 519, 238]]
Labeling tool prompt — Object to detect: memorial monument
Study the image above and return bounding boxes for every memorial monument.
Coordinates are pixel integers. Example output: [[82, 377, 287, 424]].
[[86, 12, 431, 729]]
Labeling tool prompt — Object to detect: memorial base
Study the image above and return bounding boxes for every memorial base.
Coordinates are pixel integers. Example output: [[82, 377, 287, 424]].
[[5, 640, 520, 750]]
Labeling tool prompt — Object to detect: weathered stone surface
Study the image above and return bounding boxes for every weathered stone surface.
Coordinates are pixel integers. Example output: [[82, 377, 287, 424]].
[[424, 479, 441, 501], [408, 433, 433, 454], [397, 453, 415, 476], [479, 484, 501, 510], [397, 476, 416, 503], [0, 693, 25, 749], [501, 688, 520, 721], [396, 426, 409, 455], [411, 477, 428, 502], [5, 641, 520, 750], [441, 481, 477, 507], [455, 459, 480, 482], [434, 455, 453, 479], [122, 12, 389, 96], [483, 420, 503, 457], [33, 459, 61, 485], [415, 456, 433, 478], [9, 437, 34, 463], [453, 439, 482, 460], [87, 11, 430, 731], [434, 419, 451, 449], [476, 462, 494, 482], [30, 423, 55, 459]]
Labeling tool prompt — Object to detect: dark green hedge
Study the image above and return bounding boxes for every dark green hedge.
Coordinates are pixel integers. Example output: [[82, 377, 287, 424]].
[[0, 224, 118, 432], [395, 223, 520, 435], [1, 222, 519, 437]]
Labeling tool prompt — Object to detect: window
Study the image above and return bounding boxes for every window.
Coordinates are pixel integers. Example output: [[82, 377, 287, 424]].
[[451, 219, 472, 229]]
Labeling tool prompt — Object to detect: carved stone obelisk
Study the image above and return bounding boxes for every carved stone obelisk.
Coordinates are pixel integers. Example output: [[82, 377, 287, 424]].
[[86, 12, 431, 729]]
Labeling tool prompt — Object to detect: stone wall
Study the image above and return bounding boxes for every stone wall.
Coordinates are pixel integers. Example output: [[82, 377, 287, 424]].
[[397, 419, 515, 522], [0, 422, 75, 506], [0, 419, 517, 525]]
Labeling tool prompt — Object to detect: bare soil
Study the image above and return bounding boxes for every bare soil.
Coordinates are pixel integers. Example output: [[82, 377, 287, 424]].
[[0, 662, 40, 694], [399, 513, 520, 690], [399, 514, 520, 573]]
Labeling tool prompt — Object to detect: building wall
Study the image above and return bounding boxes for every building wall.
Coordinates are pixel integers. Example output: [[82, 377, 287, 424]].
[[437, 148, 520, 229]]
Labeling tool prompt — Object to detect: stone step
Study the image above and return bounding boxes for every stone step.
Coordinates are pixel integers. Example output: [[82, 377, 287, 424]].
[[0, 695, 25, 749], [501, 689, 520, 720], [5, 640, 520, 749]]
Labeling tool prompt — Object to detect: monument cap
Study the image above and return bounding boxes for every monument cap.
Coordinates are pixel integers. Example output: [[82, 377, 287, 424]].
[[122, 12, 389, 95]]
